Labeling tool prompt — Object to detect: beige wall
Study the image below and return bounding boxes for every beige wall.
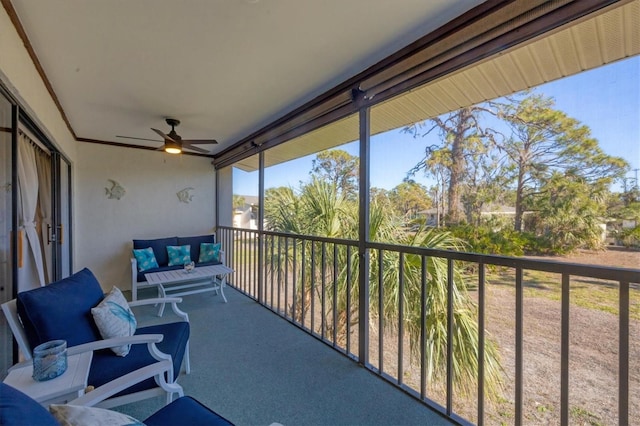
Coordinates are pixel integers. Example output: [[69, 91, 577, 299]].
[[2, 5, 217, 291], [0, 6, 76, 159], [76, 143, 216, 290]]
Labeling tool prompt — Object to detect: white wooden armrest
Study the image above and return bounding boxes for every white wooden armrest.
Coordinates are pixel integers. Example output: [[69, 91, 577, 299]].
[[66, 334, 173, 366], [68, 360, 183, 407], [129, 298, 189, 322], [129, 297, 182, 306]]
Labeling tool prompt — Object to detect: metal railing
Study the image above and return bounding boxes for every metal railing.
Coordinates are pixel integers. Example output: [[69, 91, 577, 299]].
[[218, 226, 639, 425]]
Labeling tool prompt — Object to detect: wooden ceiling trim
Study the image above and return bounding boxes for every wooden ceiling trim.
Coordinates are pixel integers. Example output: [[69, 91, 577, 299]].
[[76, 137, 215, 158]]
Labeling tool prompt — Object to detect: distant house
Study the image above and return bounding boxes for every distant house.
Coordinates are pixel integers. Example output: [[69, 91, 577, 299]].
[[418, 208, 441, 227], [233, 195, 259, 230], [480, 205, 516, 218]]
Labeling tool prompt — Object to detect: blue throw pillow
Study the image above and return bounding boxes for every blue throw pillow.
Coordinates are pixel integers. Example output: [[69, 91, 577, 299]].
[[133, 247, 159, 272], [177, 235, 215, 265], [133, 237, 177, 267], [167, 245, 191, 266], [198, 242, 221, 263]]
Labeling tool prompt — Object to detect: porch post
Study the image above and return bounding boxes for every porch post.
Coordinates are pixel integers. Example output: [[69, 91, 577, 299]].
[[356, 90, 370, 365], [257, 151, 265, 304]]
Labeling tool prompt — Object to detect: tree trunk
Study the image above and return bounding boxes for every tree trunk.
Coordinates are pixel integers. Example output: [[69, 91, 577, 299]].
[[446, 109, 469, 224], [514, 165, 526, 231]]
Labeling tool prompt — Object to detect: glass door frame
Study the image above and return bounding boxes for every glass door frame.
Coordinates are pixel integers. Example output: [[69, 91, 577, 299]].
[[51, 153, 72, 279], [18, 112, 73, 284]]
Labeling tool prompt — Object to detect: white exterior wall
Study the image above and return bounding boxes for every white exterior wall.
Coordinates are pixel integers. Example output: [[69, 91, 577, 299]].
[[76, 143, 216, 290]]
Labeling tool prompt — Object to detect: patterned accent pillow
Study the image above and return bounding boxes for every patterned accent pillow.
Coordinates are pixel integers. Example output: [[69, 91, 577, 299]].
[[199, 242, 221, 263], [91, 287, 137, 356], [50, 404, 144, 426], [167, 245, 191, 266], [132, 247, 159, 272]]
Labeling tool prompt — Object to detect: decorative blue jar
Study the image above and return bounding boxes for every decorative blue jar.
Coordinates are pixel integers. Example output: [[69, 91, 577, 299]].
[[32, 340, 67, 381]]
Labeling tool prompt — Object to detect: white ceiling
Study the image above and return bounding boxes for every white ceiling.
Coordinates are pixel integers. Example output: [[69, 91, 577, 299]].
[[9, 0, 484, 155]]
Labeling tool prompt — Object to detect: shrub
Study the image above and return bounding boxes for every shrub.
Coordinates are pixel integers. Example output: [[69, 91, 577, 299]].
[[618, 226, 640, 248]]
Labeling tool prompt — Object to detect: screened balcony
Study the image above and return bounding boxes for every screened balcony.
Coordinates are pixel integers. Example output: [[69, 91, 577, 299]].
[[209, 3, 640, 424], [1, 0, 638, 425], [214, 227, 639, 425]]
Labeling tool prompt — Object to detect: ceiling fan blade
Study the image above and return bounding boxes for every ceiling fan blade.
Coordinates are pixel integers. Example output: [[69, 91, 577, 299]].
[[116, 135, 163, 143], [182, 139, 218, 144], [151, 128, 176, 142], [183, 144, 210, 154]]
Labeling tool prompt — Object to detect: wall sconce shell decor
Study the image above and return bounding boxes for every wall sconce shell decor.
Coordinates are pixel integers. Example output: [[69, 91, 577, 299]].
[[105, 179, 125, 200], [177, 187, 195, 203]]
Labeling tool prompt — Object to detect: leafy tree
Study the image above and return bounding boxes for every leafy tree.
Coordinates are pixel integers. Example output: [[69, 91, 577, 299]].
[[388, 180, 431, 220], [370, 186, 390, 205], [497, 93, 628, 232], [310, 149, 359, 198], [232, 194, 245, 210], [405, 106, 500, 225], [604, 186, 640, 248], [526, 172, 609, 253], [460, 148, 511, 226]]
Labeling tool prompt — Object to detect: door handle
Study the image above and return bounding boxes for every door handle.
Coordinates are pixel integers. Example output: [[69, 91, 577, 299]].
[[57, 224, 64, 245], [47, 224, 54, 244]]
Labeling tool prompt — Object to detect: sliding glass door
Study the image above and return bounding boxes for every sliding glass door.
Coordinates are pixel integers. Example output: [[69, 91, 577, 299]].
[[0, 88, 73, 371], [54, 154, 72, 279], [0, 92, 15, 376]]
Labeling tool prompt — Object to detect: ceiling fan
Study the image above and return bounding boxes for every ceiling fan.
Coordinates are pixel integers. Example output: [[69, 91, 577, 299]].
[[117, 118, 218, 154]]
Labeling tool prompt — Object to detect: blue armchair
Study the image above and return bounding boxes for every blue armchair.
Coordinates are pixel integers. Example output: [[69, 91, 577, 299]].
[[1, 268, 190, 408]]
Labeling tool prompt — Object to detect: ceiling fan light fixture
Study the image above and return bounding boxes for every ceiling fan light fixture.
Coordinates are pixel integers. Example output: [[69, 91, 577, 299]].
[[164, 140, 182, 154]]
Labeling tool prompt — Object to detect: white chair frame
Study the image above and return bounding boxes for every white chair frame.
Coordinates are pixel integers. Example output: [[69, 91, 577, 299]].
[[1, 296, 190, 408]]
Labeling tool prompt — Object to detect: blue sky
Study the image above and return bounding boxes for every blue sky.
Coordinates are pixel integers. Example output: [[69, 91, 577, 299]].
[[234, 56, 640, 195]]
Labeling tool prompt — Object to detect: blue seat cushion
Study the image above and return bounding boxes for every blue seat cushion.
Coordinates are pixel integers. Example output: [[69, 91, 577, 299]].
[[88, 321, 189, 397], [136, 260, 222, 282], [133, 237, 178, 267], [144, 396, 234, 426], [0, 383, 59, 426], [17, 268, 104, 349], [177, 234, 215, 266]]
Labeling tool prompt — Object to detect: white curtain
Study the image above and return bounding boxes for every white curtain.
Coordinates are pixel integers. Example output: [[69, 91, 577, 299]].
[[17, 133, 46, 287], [35, 148, 52, 283]]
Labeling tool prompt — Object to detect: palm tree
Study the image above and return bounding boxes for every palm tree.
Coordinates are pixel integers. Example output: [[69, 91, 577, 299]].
[[379, 227, 503, 398], [263, 176, 503, 399]]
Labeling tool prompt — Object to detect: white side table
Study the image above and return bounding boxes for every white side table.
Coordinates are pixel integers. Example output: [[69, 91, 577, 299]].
[[3, 351, 93, 406]]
